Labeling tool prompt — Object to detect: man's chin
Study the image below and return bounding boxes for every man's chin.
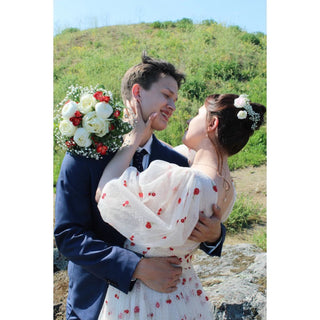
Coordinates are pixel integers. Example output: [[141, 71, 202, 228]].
[[152, 123, 167, 132]]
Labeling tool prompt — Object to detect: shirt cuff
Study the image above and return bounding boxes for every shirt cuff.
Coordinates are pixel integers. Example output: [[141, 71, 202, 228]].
[[202, 237, 222, 255]]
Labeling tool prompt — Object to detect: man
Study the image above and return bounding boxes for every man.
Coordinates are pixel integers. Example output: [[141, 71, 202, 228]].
[[54, 53, 226, 320]]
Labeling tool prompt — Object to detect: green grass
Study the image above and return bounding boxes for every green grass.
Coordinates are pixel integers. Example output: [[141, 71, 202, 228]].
[[224, 195, 266, 234], [253, 229, 267, 251], [54, 19, 266, 186]]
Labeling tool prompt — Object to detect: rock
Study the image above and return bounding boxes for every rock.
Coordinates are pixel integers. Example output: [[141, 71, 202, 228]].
[[193, 244, 266, 319], [54, 248, 68, 272]]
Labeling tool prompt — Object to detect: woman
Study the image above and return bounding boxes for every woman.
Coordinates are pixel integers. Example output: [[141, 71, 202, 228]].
[[96, 93, 266, 319]]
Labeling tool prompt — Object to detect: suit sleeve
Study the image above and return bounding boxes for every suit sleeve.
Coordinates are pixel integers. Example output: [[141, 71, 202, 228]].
[[199, 224, 226, 257], [54, 153, 142, 294]]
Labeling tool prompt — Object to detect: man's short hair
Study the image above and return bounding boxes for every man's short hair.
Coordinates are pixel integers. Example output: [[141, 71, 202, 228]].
[[121, 52, 186, 102]]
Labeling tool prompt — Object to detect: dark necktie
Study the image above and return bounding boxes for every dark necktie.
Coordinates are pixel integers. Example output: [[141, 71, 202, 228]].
[[132, 149, 148, 172]]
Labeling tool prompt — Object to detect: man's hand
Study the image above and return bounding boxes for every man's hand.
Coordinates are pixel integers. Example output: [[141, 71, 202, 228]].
[[188, 204, 222, 243], [133, 256, 182, 293]]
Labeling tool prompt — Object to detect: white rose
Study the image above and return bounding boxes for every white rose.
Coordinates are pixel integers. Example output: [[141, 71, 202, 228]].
[[59, 119, 76, 137], [61, 101, 79, 119], [237, 110, 248, 120], [234, 94, 250, 108], [95, 102, 113, 119], [83, 111, 109, 137], [78, 94, 97, 114], [73, 127, 92, 147]]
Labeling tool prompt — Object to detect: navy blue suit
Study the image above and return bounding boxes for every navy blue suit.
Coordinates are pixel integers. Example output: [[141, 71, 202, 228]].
[[54, 135, 225, 320]]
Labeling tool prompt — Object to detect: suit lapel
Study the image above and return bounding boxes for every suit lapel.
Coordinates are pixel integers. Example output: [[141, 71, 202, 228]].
[[149, 135, 167, 164]]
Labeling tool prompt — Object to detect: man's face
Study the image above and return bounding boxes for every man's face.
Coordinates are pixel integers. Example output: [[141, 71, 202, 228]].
[[139, 75, 178, 131]]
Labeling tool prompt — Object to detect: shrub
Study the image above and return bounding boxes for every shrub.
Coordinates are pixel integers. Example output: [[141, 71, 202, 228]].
[[61, 27, 80, 34], [176, 18, 193, 31], [241, 33, 261, 46], [212, 60, 249, 81], [151, 21, 162, 29], [181, 78, 207, 100], [151, 21, 176, 29], [201, 19, 217, 26], [229, 25, 243, 33]]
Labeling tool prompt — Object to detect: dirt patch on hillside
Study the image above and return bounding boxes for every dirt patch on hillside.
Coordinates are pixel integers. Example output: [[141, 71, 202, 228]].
[[231, 164, 266, 207], [226, 164, 266, 245]]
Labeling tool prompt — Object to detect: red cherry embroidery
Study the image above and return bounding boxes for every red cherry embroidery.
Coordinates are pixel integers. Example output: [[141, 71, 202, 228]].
[[157, 208, 162, 215], [169, 247, 174, 251], [205, 296, 209, 301], [114, 294, 119, 299], [123, 180, 127, 187], [182, 278, 186, 285], [139, 192, 143, 198], [166, 299, 172, 304], [156, 302, 160, 308], [178, 198, 181, 204], [145, 222, 152, 229], [122, 200, 129, 207], [197, 289, 202, 296], [130, 235, 134, 241], [194, 188, 200, 195], [213, 185, 218, 192], [134, 306, 140, 313], [102, 193, 106, 199], [124, 309, 129, 314], [162, 236, 167, 239]]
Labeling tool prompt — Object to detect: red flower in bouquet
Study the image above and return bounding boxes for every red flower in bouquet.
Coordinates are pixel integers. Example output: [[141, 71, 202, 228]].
[[93, 91, 110, 103]]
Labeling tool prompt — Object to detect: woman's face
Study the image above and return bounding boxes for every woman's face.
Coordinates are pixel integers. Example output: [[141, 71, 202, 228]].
[[182, 105, 208, 150]]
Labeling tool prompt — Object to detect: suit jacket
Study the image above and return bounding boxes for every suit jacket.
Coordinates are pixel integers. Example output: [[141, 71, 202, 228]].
[[54, 135, 225, 320]]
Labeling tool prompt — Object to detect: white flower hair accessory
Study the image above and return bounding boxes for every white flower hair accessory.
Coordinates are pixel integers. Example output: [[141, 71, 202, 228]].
[[54, 84, 132, 159], [234, 94, 261, 130]]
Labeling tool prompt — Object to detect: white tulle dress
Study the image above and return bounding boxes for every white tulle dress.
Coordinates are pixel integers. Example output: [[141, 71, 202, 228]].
[[97, 160, 234, 320]]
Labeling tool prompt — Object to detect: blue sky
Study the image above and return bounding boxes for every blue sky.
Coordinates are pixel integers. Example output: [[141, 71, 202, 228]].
[[54, 0, 266, 35]]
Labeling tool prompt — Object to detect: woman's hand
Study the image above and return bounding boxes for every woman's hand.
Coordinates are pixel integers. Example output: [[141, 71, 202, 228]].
[[123, 99, 157, 147]]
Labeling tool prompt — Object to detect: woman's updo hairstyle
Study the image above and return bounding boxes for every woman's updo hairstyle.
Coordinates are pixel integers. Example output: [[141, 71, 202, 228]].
[[205, 94, 266, 156]]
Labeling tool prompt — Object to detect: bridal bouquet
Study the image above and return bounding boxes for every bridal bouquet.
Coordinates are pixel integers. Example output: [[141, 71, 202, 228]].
[[54, 84, 132, 159]]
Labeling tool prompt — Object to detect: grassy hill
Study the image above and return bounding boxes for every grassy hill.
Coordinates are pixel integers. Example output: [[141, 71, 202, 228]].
[[54, 19, 266, 185]]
